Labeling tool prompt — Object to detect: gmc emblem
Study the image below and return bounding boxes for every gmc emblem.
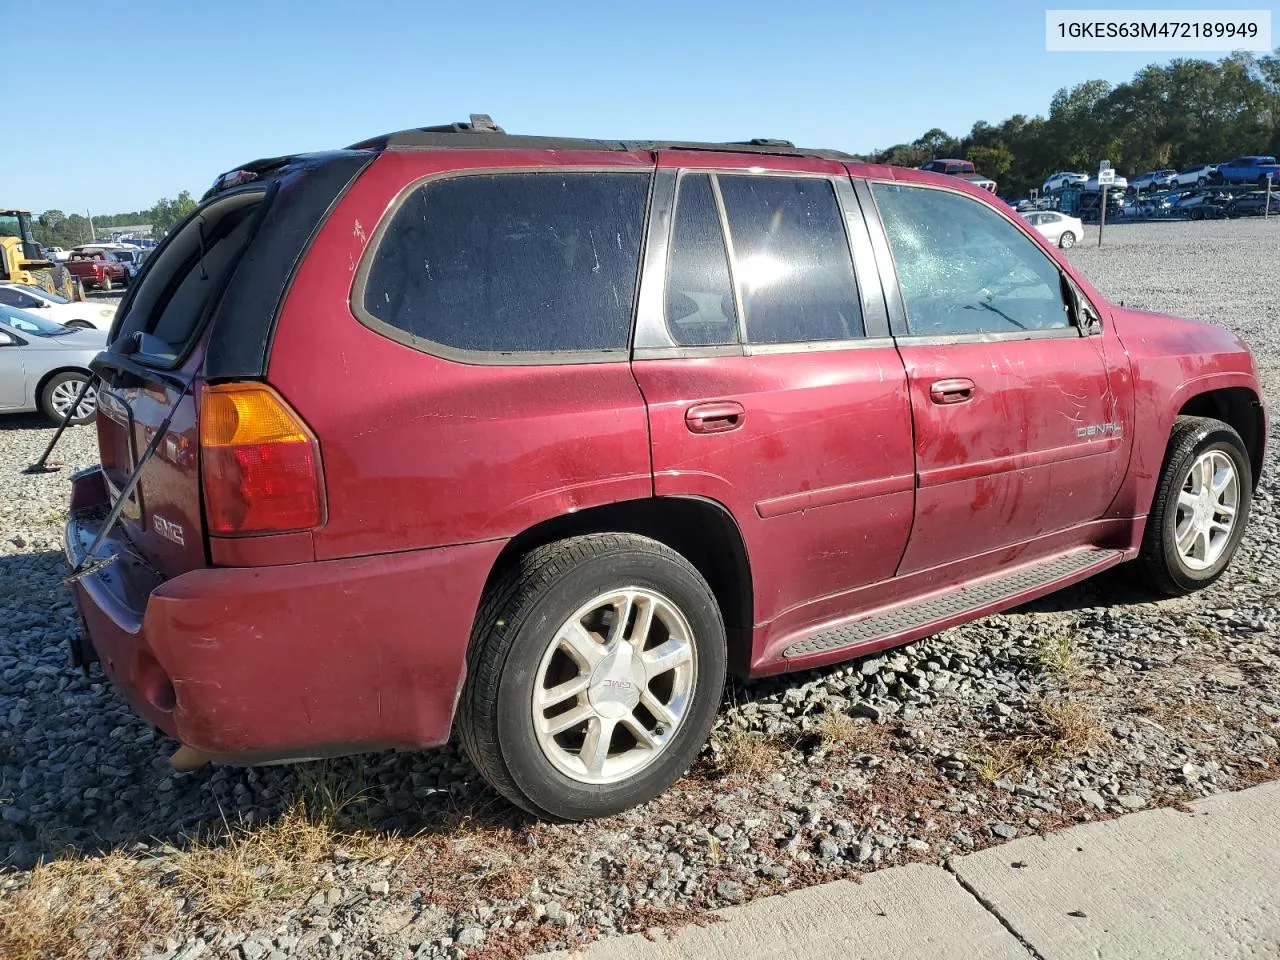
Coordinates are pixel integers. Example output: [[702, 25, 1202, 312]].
[[153, 515, 186, 546], [602, 679, 633, 690]]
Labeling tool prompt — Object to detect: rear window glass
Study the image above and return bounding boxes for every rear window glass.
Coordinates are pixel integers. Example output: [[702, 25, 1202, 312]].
[[360, 172, 649, 357], [113, 195, 261, 358], [717, 175, 863, 344]]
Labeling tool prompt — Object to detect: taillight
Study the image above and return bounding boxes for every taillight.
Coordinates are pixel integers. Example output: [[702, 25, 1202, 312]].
[[199, 383, 324, 536]]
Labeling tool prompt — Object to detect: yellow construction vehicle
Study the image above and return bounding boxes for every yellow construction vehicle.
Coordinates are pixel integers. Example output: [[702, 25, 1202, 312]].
[[0, 209, 83, 300]]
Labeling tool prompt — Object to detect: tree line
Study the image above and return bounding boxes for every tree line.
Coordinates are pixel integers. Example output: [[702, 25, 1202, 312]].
[[32, 192, 198, 249], [859, 50, 1279, 196]]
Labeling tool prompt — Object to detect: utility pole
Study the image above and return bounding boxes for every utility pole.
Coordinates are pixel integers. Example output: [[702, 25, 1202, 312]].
[[1267, 174, 1274, 220], [86, 209, 95, 243]]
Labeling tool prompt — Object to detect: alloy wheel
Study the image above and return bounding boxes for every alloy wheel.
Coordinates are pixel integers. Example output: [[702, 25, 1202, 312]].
[[1174, 449, 1239, 571], [531, 587, 697, 785]]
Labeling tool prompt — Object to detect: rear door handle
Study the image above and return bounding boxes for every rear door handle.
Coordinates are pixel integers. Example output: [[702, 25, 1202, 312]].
[[686, 401, 746, 434], [929, 378, 975, 405]]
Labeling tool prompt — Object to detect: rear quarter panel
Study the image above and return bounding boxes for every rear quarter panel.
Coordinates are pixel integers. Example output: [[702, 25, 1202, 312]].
[[268, 149, 657, 560]]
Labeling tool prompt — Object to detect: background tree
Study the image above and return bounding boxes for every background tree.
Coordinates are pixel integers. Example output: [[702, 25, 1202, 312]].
[[967, 143, 1015, 181], [850, 48, 1280, 196]]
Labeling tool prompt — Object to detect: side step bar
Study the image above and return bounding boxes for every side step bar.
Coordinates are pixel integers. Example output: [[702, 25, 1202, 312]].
[[784, 548, 1122, 660]]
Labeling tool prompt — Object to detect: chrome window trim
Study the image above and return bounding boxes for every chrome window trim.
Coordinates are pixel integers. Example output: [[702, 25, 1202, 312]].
[[632, 168, 681, 352], [832, 176, 890, 340], [708, 173, 750, 346], [746, 336, 896, 355], [350, 166, 653, 366], [633, 343, 745, 361], [895, 327, 1082, 347]]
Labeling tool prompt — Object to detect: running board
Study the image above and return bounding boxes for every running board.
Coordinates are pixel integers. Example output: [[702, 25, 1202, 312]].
[[783, 548, 1121, 660]]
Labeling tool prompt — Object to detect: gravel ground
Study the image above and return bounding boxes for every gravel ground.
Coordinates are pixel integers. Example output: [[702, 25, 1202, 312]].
[[1, 218, 1278, 960]]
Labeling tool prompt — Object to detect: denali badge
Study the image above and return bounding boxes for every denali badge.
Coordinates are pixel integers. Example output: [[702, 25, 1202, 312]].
[[153, 515, 186, 546], [1077, 422, 1122, 439]]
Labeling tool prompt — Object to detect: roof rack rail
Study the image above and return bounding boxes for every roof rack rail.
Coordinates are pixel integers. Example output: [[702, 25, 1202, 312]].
[[346, 118, 853, 161]]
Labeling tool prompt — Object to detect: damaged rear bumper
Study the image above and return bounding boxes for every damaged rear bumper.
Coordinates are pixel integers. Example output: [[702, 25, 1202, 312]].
[[65, 466, 504, 764]]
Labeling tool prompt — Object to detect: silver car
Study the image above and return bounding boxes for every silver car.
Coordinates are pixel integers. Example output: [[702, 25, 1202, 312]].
[[0, 303, 106, 425]]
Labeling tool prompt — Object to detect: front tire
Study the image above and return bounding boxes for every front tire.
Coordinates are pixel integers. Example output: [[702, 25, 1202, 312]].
[[1058, 231, 1077, 249], [458, 534, 727, 820], [1137, 416, 1252, 596]]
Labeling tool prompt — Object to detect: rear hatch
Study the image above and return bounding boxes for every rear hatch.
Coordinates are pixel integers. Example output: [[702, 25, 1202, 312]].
[[96, 191, 267, 579], [92, 151, 371, 580]]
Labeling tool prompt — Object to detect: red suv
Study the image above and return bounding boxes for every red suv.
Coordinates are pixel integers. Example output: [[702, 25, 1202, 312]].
[[66, 117, 1266, 819]]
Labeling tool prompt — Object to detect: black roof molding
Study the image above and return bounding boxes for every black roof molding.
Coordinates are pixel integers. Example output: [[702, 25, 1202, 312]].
[[347, 116, 855, 161]]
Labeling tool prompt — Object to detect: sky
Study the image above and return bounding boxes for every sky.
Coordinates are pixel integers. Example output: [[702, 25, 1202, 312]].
[[5, 0, 1272, 213]]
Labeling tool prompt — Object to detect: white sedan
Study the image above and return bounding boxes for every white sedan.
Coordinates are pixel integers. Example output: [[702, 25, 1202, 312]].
[[1020, 211, 1084, 249], [0, 283, 117, 332]]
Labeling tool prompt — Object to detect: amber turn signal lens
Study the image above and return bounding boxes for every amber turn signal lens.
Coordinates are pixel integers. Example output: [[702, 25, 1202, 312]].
[[200, 383, 310, 448]]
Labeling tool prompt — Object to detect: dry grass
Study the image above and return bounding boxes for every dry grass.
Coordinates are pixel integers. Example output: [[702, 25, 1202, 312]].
[[0, 760, 409, 959], [0, 852, 178, 960], [711, 728, 782, 779], [816, 712, 887, 754], [974, 698, 1106, 782], [172, 798, 399, 921], [404, 806, 535, 905]]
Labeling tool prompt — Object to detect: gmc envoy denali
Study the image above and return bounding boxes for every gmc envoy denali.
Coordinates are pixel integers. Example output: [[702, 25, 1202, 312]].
[[65, 116, 1266, 819]]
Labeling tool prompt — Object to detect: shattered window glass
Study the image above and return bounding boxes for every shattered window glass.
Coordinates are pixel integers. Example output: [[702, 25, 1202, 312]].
[[362, 172, 649, 354], [872, 183, 1069, 336]]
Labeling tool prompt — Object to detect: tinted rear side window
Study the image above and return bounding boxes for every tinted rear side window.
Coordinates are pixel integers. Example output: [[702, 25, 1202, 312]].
[[717, 175, 863, 344], [360, 172, 650, 357], [665, 174, 739, 347]]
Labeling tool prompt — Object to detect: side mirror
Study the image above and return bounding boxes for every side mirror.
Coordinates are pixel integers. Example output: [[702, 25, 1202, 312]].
[[1072, 285, 1102, 334], [1062, 276, 1101, 334]]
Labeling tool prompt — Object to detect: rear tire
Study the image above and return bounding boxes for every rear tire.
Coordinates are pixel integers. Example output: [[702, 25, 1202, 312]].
[[1058, 231, 1077, 249], [1136, 416, 1252, 597], [458, 533, 727, 820], [66, 320, 93, 329], [40, 371, 97, 426]]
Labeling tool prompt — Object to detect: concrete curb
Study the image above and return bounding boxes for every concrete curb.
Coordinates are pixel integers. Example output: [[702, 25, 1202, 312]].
[[537, 780, 1280, 959]]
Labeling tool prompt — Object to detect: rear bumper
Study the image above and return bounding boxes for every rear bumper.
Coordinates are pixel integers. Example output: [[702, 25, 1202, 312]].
[[66, 468, 504, 762]]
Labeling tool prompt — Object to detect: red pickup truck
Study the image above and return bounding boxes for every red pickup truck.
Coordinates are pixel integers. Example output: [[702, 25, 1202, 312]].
[[65, 249, 127, 291]]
